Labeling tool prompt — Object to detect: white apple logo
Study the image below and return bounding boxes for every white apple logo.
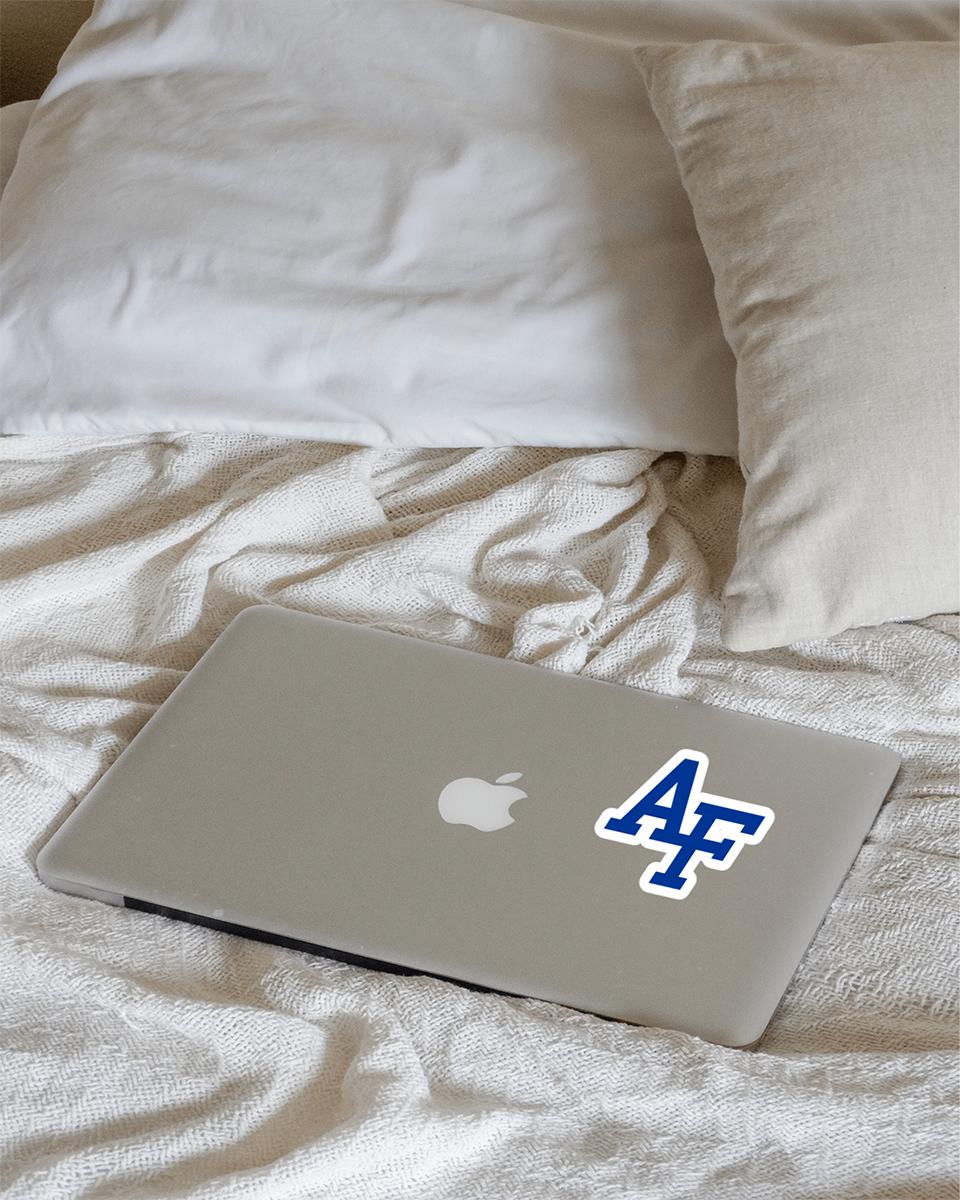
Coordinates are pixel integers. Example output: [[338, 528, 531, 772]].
[[438, 773, 527, 831]]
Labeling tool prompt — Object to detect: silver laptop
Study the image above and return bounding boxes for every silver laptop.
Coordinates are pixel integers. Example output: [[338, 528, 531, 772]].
[[37, 605, 900, 1047]]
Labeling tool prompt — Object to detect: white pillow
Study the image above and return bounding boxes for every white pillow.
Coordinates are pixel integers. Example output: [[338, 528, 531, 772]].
[[0, 0, 738, 451], [635, 39, 959, 651], [0, 100, 37, 195]]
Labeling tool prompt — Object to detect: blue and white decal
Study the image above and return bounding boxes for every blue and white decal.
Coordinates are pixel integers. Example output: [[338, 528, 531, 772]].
[[594, 750, 774, 899]]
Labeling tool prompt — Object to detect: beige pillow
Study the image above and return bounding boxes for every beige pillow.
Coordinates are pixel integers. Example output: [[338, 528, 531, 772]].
[[634, 41, 959, 651]]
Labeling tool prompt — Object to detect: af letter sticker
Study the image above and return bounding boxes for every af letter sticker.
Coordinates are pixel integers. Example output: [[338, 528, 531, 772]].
[[594, 750, 774, 899]]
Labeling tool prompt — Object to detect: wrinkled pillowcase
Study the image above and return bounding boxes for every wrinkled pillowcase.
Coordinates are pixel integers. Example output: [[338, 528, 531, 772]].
[[634, 40, 959, 651], [0, 0, 738, 452]]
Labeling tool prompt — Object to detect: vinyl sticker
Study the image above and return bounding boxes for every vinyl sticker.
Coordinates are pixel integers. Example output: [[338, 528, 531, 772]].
[[595, 750, 774, 899]]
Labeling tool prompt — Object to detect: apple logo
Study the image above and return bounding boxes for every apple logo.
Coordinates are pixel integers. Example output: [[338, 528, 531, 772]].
[[437, 773, 527, 832]]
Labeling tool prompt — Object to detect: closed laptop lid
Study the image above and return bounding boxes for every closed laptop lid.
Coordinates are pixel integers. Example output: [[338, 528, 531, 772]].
[[37, 605, 900, 1047]]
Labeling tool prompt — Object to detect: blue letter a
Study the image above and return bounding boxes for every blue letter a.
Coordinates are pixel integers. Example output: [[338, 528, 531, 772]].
[[594, 751, 708, 846]]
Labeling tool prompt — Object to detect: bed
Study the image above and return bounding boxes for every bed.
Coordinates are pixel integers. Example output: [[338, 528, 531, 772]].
[[1, 2, 958, 1196]]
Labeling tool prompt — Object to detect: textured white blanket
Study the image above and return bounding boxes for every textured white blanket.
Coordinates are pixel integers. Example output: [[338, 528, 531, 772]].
[[2, 435, 957, 1198]]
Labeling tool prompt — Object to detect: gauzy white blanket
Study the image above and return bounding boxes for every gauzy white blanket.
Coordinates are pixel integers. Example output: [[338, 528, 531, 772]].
[[2, 435, 957, 1198]]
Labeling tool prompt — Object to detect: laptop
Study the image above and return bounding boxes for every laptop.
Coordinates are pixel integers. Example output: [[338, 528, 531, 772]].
[[37, 605, 900, 1047]]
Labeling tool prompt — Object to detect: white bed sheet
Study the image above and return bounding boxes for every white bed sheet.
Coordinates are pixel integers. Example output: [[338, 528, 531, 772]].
[[2, 435, 957, 1197]]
